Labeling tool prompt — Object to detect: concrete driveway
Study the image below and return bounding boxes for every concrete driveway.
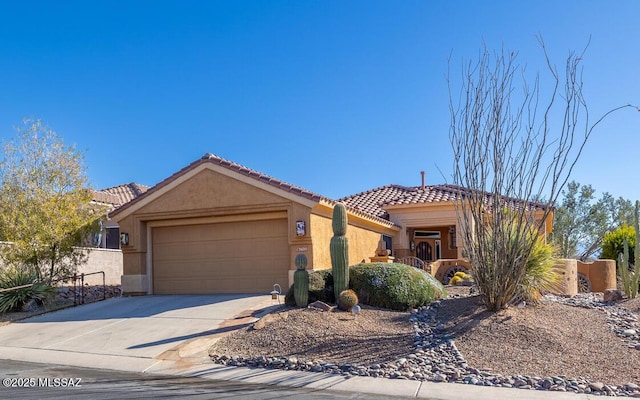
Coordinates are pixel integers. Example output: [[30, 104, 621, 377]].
[[0, 294, 277, 372]]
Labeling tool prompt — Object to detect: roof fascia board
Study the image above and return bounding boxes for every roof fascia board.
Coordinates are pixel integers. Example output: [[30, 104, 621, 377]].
[[315, 200, 400, 233]]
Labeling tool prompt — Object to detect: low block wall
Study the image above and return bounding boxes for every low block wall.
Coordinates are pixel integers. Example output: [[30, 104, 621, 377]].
[[431, 259, 471, 283], [0, 246, 122, 286], [554, 259, 578, 296], [577, 259, 617, 292], [78, 248, 123, 286]]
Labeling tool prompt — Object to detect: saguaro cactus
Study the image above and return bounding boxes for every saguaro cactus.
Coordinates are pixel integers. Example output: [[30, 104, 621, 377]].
[[293, 253, 309, 307], [331, 202, 349, 300]]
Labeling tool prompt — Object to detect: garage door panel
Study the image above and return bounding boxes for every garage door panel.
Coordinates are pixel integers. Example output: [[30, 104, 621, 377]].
[[153, 222, 282, 243], [152, 219, 289, 294], [153, 238, 288, 261]]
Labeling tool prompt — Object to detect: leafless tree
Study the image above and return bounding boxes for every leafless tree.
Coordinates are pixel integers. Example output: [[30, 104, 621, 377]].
[[448, 39, 635, 311]]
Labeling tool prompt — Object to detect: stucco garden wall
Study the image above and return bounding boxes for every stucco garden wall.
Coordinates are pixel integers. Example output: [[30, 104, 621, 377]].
[[0, 246, 122, 286], [78, 248, 123, 285], [577, 259, 617, 292]]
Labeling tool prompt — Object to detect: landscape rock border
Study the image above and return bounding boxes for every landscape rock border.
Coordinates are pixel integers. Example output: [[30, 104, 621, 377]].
[[211, 293, 640, 397]]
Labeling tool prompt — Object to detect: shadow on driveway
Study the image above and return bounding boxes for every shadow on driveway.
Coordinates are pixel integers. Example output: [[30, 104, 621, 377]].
[[14, 294, 269, 323]]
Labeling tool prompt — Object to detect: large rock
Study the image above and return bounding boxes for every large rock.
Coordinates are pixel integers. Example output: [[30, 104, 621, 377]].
[[589, 381, 605, 391], [21, 299, 39, 312], [308, 301, 334, 312], [252, 314, 274, 330], [604, 289, 623, 302]]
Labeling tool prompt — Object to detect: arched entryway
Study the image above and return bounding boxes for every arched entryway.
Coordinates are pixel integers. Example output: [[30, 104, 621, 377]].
[[416, 241, 433, 262]]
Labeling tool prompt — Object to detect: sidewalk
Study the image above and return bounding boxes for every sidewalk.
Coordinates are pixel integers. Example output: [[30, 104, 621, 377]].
[[146, 358, 600, 400]]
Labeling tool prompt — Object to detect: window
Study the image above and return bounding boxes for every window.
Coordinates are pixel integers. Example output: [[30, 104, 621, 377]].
[[105, 227, 120, 249], [382, 235, 392, 255], [413, 231, 441, 239], [449, 226, 457, 249]]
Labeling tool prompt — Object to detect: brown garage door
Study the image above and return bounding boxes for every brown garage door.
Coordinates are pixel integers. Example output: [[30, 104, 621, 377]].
[[152, 219, 289, 294]]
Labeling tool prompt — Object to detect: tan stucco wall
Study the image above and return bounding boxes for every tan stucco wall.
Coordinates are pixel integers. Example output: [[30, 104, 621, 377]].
[[136, 168, 293, 215], [0, 246, 123, 286], [309, 206, 394, 271], [431, 259, 470, 282], [309, 213, 333, 270], [555, 259, 578, 296], [79, 248, 123, 285], [578, 259, 617, 292], [289, 202, 314, 272]]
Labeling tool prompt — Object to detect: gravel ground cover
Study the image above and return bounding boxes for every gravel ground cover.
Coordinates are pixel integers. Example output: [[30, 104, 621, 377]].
[[210, 287, 640, 396]]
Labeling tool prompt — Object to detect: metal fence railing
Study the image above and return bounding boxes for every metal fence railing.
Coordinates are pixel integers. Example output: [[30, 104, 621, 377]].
[[0, 271, 106, 306]]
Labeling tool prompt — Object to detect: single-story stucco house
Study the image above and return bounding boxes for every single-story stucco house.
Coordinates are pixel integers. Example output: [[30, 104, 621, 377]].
[[101, 153, 557, 295]]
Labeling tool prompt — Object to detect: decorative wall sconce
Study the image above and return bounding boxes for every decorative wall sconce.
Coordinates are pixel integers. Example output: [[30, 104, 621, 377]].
[[296, 220, 306, 236], [120, 232, 129, 246], [410, 241, 415, 251]]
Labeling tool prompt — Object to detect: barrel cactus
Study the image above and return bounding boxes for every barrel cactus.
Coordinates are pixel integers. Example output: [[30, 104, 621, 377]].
[[338, 289, 358, 311], [330, 203, 349, 300], [293, 254, 309, 307], [295, 253, 308, 270]]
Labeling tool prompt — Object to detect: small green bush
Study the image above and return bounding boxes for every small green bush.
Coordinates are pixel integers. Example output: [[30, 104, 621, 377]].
[[0, 266, 55, 313], [285, 269, 335, 306], [349, 263, 446, 310], [601, 225, 635, 262]]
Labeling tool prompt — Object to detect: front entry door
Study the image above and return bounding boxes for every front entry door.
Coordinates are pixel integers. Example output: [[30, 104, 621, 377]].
[[416, 241, 433, 262]]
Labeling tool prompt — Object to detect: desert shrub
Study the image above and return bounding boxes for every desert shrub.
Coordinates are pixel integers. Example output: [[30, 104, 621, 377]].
[[337, 289, 358, 311], [601, 225, 635, 262], [0, 266, 55, 313], [449, 276, 462, 285], [285, 269, 335, 306], [515, 233, 561, 304], [450, 273, 474, 286], [349, 263, 446, 310]]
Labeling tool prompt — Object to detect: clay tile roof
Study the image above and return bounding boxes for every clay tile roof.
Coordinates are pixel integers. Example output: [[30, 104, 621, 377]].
[[338, 185, 417, 219], [93, 183, 151, 208], [339, 183, 547, 217], [384, 184, 466, 206]]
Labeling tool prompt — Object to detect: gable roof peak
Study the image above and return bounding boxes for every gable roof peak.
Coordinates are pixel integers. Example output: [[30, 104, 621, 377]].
[[109, 152, 327, 217]]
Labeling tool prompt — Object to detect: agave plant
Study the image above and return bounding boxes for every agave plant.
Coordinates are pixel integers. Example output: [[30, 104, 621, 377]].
[[0, 266, 55, 313], [515, 232, 561, 304]]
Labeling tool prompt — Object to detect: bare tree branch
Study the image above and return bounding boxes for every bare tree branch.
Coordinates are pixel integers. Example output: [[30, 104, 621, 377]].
[[448, 39, 636, 311]]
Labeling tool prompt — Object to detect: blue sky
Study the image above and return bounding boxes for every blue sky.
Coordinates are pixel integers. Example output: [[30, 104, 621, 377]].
[[0, 1, 638, 202]]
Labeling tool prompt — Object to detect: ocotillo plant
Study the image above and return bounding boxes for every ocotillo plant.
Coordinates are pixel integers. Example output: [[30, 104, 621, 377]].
[[293, 253, 309, 307], [330, 203, 349, 300]]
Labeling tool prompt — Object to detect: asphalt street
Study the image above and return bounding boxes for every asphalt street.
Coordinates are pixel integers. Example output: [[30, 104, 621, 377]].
[[0, 359, 415, 400]]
